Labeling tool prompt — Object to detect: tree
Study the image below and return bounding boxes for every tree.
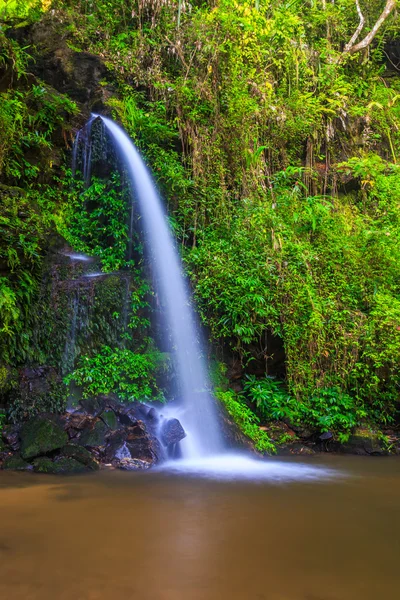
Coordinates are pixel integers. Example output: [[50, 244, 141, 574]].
[[342, 0, 397, 56]]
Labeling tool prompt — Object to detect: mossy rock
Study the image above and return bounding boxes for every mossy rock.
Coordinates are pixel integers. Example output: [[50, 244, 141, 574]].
[[61, 444, 99, 470], [100, 409, 119, 431], [32, 456, 88, 474], [20, 417, 68, 460], [3, 454, 32, 471], [342, 427, 386, 455], [79, 419, 108, 448]]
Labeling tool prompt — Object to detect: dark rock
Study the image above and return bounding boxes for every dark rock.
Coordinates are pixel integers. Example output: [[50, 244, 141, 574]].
[[118, 458, 152, 471], [3, 455, 32, 471], [116, 403, 149, 426], [12, 366, 67, 422], [160, 418, 186, 447], [125, 422, 160, 463], [104, 429, 128, 462], [60, 444, 99, 470], [319, 431, 333, 441], [2, 424, 21, 451], [78, 419, 109, 448], [341, 427, 386, 456], [100, 409, 119, 431], [32, 456, 87, 474], [80, 396, 116, 417], [20, 417, 68, 460]]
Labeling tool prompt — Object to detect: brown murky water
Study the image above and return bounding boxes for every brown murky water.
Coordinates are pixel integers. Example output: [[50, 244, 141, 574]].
[[0, 456, 399, 600]]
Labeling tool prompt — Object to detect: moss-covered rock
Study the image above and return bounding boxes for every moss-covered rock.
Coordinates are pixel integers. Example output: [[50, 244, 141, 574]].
[[78, 419, 108, 448], [100, 409, 118, 430], [20, 417, 68, 460], [3, 454, 32, 471], [60, 443, 99, 470], [32, 456, 88, 474], [341, 427, 386, 456]]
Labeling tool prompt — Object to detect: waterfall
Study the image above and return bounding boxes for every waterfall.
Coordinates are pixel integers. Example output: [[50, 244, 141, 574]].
[[88, 115, 223, 458]]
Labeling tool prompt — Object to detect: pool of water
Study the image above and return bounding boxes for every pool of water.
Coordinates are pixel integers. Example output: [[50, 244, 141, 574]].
[[0, 455, 399, 599]]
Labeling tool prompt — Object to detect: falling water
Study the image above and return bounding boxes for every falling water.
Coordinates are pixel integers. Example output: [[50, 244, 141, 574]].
[[91, 115, 223, 458]]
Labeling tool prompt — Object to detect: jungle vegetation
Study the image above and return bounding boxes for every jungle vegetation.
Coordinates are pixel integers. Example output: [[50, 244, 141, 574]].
[[1, 0, 400, 448]]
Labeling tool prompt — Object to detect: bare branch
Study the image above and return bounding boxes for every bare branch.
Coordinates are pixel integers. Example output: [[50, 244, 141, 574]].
[[343, 0, 397, 56], [343, 0, 365, 53]]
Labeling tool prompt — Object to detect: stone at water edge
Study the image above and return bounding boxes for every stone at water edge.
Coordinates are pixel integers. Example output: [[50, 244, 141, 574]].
[[160, 418, 186, 447], [60, 444, 100, 470], [20, 417, 68, 460], [32, 456, 88, 474], [3, 455, 32, 471], [118, 458, 151, 471]]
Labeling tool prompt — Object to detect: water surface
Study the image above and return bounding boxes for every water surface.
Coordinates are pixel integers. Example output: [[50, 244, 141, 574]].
[[1, 456, 399, 600]]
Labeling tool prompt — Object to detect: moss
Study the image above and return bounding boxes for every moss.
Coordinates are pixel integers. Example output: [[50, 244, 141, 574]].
[[100, 409, 118, 431], [78, 419, 108, 447], [3, 454, 32, 471], [60, 443, 99, 470], [20, 417, 68, 459], [32, 456, 88, 474]]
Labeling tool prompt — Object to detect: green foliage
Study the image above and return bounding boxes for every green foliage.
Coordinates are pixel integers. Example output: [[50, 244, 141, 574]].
[[243, 375, 361, 441], [65, 345, 166, 402], [216, 388, 276, 454], [59, 174, 130, 272]]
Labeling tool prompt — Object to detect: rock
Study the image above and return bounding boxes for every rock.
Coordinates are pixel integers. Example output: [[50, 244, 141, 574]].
[[125, 422, 160, 463], [32, 456, 87, 474], [319, 431, 333, 441], [80, 396, 117, 417], [78, 419, 109, 448], [100, 409, 119, 430], [116, 403, 149, 426], [341, 427, 386, 456], [12, 366, 66, 422], [2, 424, 21, 451], [20, 417, 68, 460], [118, 458, 152, 471], [3, 455, 32, 471], [60, 444, 99, 470], [160, 418, 186, 447], [104, 429, 128, 462]]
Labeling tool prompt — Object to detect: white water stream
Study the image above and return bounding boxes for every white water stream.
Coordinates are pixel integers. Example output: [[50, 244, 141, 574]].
[[94, 115, 223, 459]]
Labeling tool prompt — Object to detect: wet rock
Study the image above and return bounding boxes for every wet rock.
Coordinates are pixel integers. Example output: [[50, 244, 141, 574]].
[[116, 403, 149, 427], [100, 409, 119, 431], [20, 417, 68, 460], [60, 444, 99, 470], [3, 455, 32, 471], [125, 422, 160, 463], [2, 424, 21, 451], [32, 456, 87, 474], [78, 419, 109, 448], [118, 458, 152, 471], [80, 396, 118, 417], [104, 429, 128, 462], [341, 427, 386, 456], [160, 418, 186, 447]]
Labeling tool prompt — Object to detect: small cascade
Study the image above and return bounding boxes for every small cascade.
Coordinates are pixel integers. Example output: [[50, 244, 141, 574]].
[[72, 117, 95, 186], [62, 290, 79, 376], [81, 115, 224, 459]]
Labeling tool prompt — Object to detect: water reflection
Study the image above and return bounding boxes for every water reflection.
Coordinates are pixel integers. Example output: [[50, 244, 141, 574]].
[[0, 457, 399, 599]]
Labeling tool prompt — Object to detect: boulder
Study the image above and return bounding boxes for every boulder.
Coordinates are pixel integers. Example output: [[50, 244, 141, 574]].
[[78, 419, 109, 448], [3, 455, 32, 471], [60, 444, 99, 470], [100, 409, 119, 431], [32, 456, 88, 474], [125, 422, 160, 463], [160, 418, 186, 447], [118, 458, 152, 471], [341, 427, 386, 456], [2, 424, 21, 451], [20, 417, 68, 460]]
